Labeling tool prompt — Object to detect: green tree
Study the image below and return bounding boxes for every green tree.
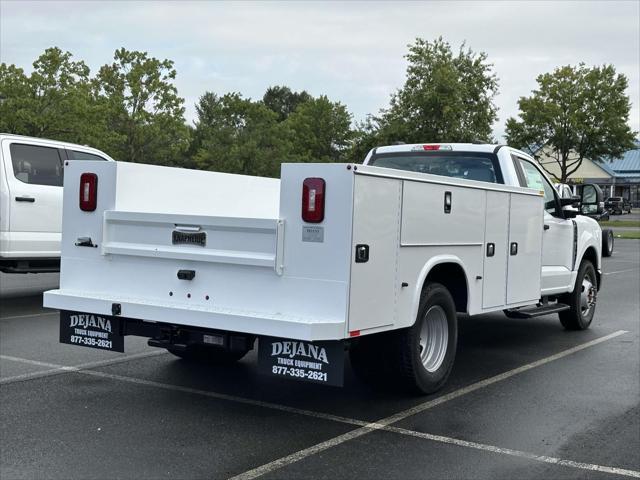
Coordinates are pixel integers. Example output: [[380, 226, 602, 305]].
[[506, 64, 636, 182], [95, 48, 189, 164], [348, 115, 386, 163], [262, 85, 312, 121], [285, 95, 352, 163], [191, 92, 292, 177], [0, 47, 96, 143], [350, 37, 499, 159]]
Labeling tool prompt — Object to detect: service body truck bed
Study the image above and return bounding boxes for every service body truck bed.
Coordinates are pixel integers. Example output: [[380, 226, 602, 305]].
[[45, 144, 604, 393]]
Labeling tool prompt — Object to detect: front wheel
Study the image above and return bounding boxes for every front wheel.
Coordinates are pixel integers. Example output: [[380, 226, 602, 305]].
[[559, 260, 598, 330]]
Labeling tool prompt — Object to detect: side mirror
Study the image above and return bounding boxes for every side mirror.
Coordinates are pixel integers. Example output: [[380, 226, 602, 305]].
[[580, 184, 604, 215], [559, 196, 581, 208]]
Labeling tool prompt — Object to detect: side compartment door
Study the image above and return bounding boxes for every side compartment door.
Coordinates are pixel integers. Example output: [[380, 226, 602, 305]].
[[482, 191, 509, 308], [506, 193, 544, 304], [348, 175, 401, 333]]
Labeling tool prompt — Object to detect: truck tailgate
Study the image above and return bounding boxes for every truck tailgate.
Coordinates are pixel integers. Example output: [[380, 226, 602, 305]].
[[44, 161, 354, 341]]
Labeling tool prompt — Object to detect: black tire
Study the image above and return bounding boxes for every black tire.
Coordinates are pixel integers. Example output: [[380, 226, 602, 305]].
[[167, 344, 250, 364], [602, 229, 614, 257], [559, 260, 598, 330], [503, 309, 521, 319]]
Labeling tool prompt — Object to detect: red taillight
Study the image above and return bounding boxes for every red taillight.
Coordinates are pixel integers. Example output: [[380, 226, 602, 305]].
[[79, 173, 98, 212], [423, 145, 440, 150], [302, 177, 325, 223]]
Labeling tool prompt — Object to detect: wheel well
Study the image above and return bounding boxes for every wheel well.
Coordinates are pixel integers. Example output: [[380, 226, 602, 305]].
[[581, 246, 600, 289], [424, 263, 468, 313]]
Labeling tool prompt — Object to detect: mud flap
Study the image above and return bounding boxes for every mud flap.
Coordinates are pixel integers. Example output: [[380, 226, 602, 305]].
[[258, 337, 344, 387], [59, 310, 124, 352]]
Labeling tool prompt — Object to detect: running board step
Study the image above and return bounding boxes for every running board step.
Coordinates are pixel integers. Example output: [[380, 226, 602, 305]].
[[506, 303, 570, 318]]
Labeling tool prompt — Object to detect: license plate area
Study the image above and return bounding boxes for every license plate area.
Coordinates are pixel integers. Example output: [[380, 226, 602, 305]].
[[172, 230, 206, 247], [59, 310, 124, 352], [258, 337, 344, 387]]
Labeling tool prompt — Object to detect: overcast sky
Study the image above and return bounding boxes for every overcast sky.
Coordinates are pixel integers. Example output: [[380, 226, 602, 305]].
[[1, 0, 638, 140]]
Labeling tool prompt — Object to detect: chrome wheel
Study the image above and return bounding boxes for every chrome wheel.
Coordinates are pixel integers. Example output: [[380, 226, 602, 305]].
[[419, 305, 449, 372], [580, 273, 597, 317]]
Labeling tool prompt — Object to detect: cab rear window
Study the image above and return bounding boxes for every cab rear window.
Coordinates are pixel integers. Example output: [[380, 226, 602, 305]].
[[368, 151, 502, 184]]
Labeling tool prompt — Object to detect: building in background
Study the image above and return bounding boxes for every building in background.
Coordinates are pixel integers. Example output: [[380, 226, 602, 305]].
[[530, 141, 640, 207]]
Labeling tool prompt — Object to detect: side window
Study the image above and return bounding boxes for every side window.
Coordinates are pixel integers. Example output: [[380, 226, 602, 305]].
[[67, 150, 107, 161], [9, 143, 63, 187], [516, 158, 558, 215]]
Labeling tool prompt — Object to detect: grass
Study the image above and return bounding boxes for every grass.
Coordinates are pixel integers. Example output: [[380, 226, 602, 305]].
[[613, 231, 640, 239], [599, 220, 640, 228]]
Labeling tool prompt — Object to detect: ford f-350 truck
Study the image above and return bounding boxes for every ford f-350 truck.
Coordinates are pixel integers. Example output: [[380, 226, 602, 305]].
[[43, 143, 605, 394]]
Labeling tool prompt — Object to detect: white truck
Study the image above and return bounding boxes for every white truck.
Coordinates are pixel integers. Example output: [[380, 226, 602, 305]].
[[0, 134, 113, 273], [44, 143, 606, 394]]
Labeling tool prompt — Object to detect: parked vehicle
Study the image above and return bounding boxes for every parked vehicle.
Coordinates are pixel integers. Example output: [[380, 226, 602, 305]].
[[605, 196, 632, 215], [44, 143, 605, 394], [0, 134, 114, 273]]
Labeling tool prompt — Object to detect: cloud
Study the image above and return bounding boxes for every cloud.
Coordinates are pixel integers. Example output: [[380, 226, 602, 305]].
[[1, 0, 638, 139]]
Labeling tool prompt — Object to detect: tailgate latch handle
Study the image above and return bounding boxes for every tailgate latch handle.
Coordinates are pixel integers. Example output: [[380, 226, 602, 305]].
[[75, 237, 97, 248], [177, 269, 196, 281]]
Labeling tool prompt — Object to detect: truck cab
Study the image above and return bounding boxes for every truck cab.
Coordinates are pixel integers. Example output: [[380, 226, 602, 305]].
[[0, 134, 114, 273]]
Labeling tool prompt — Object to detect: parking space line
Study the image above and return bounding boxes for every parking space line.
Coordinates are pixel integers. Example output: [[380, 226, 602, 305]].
[[1, 331, 633, 479], [0, 311, 58, 321], [0, 350, 166, 385], [384, 426, 640, 478], [1, 352, 369, 427], [603, 269, 638, 276], [230, 329, 629, 480], [78, 369, 370, 427]]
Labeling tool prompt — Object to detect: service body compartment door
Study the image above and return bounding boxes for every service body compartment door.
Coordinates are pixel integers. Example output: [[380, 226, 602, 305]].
[[482, 191, 509, 308], [506, 193, 543, 304], [348, 175, 402, 333]]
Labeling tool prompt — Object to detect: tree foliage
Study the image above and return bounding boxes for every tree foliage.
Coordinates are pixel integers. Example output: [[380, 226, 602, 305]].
[[2, 44, 636, 181], [286, 95, 352, 163], [349, 37, 499, 160], [190, 88, 354, 176], [0, 47, 95, 143], [262, 85, 311, 121], [505, 64, 636, 182], [191, 92, 291, 177], [95, 48, 189, 164]]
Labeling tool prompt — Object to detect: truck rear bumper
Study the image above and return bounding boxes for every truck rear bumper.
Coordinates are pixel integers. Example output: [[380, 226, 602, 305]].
[[44, 289, 346, 341]]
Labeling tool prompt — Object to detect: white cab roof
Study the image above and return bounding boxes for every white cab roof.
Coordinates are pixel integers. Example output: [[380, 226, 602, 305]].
[[373, 143, 500, 154]]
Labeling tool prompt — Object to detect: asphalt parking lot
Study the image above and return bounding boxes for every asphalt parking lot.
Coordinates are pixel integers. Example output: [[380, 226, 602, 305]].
[[1, 241, 638, 480]]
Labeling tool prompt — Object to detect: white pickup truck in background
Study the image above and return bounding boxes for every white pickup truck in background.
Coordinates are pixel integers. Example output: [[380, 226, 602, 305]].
[[44, 143, 607, 394], [0, 134, 113, 273]]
